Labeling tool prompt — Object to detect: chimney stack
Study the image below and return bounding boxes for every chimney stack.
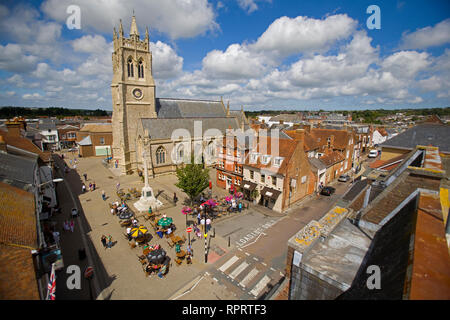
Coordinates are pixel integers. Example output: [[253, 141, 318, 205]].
[[5, 118, 25, 137]]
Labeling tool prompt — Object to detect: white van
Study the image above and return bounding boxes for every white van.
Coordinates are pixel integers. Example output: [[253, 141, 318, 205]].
[[368, 150, 379, 158]]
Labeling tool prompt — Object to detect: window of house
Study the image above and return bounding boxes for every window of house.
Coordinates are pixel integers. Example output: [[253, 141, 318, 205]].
[[261, 174, 265, 183], [273, 157, 284, 167], [138, 60, 144, 78], [99, 137, 105, 145], [261, 155, 271, 164], [250, 170, 254, 180], [272, 176, 277, 186], [301, 176, 307, 184], [327, 137, 331, 149], [250, 153, 260, 163], [127, 58, 134, 77], [156, 146, 166, 164], [177, 144, 184, 161]]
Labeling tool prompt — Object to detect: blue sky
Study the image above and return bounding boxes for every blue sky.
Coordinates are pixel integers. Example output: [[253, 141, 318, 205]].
[[0, 0, 449, 111]]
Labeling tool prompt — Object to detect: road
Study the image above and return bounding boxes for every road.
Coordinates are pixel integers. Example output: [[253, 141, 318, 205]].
[[191, 180, 351, 300]]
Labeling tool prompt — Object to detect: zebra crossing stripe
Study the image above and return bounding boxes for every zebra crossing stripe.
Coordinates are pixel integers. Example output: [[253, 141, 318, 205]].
[[250, 275, 271, 297], [218, 255, 239, 273], [229, 261, 249, 280], [239, 267, 259, 288]]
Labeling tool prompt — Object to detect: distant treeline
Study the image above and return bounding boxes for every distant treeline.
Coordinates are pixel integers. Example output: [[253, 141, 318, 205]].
[[0, 106, 109, 118]]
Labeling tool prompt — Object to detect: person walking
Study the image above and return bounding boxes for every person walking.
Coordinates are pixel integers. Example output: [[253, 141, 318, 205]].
[[102, 190, 106, 201], [197, 212, 201, 225], [187, 244, 193, 257], [83, 173, 87, 181], [89, 182, 92, 191], [70, 220, 74, 233], [93, 182, 96, 191], [238, 202, 242, 213], [206, 218, 211, 233], [116, 182, 120, 191], [101, 235, 107, 249], [107, 235, 113, 249], [82, 184, 86, 193], [173, 192, 178, 204], [52, 231, 60, 246]]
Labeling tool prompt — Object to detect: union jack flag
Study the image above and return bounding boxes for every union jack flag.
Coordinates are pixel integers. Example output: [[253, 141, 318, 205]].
[[46, 263, 56, 300]]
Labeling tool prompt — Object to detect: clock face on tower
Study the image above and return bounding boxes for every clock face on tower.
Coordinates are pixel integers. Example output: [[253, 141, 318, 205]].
[[132, 88, 143, 100]]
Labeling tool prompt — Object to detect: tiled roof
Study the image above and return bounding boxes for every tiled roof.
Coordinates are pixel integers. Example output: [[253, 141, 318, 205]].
[[369, 153, 408, 170], [245, 137, 298, 174], [0, 182, 37, 248], [0, 152, 37, 191], [319, 151, 345, 167], [79, 123, 112, 133], [156, 98, 226, 118], [0, 129, 51, 163], [309, 128, 352, 150]]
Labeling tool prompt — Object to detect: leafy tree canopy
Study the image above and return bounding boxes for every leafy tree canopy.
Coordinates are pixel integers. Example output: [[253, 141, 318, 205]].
[[175, 156, 210, 204]]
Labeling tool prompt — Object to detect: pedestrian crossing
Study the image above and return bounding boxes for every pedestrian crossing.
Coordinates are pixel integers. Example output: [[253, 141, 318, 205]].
[[214, 251, 284, 299]]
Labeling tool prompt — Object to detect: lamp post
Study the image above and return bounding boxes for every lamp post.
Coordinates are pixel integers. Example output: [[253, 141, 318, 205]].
[[38, 178, 64, 188]]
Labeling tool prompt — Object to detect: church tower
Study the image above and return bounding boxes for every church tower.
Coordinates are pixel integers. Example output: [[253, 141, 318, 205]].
[[111, 16, 157, 174]]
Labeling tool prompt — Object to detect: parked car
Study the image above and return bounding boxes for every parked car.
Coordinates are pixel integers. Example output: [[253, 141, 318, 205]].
[[368, 149, 379, 158], [320, 186, 336, 196], [338, 174, 350, 182], [71, 208, 79, 217]]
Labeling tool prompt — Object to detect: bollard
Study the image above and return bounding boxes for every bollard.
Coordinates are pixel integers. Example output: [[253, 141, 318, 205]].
[[228, 236, 230, 247]]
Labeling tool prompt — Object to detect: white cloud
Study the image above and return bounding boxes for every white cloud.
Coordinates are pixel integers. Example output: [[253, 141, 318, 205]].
[[0, 44, 38, 73], [400, 19, 450, 49], [151, 41, 184, 79], [252, 14, 357, 58], [237, 0, 259, 13], [381, 51, 431, 78], [202, 44, 269, 79], [41, 0, 218, 39], [72, 35, 112, 54], [23, 93, 44, 100]]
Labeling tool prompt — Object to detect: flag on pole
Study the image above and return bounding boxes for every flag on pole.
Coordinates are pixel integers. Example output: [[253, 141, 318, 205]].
[[46, 263, 56, 300]]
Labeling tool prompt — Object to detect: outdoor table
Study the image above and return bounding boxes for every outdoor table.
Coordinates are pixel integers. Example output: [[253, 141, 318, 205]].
[[143, 248, 150, 256], [176, 250, 186, 258], [170, 236, 183, 245]]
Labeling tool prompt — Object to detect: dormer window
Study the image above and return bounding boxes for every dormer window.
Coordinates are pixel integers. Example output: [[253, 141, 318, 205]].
[[250, 153, 260, 163], [273, 157, 284, 167], [261, 155, 271, 165]]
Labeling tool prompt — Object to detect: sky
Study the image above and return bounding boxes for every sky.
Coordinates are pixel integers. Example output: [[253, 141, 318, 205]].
[[0, 0, 449, 111]]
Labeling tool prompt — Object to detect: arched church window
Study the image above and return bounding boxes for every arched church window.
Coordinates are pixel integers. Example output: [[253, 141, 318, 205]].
[[127, 58, 134, 77], [156, 146, 166, 164], [177, 144, 184, 161], [138, 60, 144, 78]]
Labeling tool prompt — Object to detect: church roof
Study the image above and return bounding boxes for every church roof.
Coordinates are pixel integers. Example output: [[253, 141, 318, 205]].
[[141, 117, 239, 140], [155, 98, 227, 119]]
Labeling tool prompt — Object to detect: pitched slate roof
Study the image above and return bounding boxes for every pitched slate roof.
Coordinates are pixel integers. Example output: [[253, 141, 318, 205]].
[[141, 117, 239, 140], [380, 124, 450, 153], [0, 152, 37, 191], [308, 157, 327, 171], [78, 135, 92, 146], [156, 98, 226, 118]]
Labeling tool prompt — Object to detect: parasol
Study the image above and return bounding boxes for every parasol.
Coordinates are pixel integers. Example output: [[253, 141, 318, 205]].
[[130, 225, 148, 238], [157, 217, 173, 227], [147, 248, 166, 264], [118, 210, 133, 220], [182, 206, 192, 215]]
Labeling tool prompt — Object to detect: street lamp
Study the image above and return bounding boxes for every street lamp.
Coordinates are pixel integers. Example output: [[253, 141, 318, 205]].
[[38, 178, 64, 188]]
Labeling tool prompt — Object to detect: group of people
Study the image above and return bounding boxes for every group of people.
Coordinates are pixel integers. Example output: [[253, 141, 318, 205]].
[[81, 181, 97, 193], [63, 220, 75, 233], [101, 234, 114, 249], [110, 201, 129, 215]]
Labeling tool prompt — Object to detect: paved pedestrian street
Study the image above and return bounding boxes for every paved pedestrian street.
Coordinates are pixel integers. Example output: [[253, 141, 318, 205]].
[[52, 152, 353, 300]]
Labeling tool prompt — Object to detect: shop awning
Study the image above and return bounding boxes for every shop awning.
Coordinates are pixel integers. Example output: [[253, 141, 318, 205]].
[[242, 180, 257, 191], [260, 187, 282, 200]]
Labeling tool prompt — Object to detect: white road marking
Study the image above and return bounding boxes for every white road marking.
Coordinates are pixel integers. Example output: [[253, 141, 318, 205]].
[[218, 255, 239, 273], [229, 261, 249, 280], [250, 275, 271, 297], [239, 268, 259, 288]]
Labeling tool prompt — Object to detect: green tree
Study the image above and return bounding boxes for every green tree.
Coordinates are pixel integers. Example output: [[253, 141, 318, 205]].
[[175, 156, 210, 205]]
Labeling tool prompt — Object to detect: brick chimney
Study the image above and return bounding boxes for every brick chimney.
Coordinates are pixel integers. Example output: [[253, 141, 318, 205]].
[[279, 120, 284, 125], [5, 119, 25, 137]]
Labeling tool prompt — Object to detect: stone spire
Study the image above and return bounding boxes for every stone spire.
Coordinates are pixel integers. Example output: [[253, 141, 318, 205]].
[[119, 19, 124, 37], [130, 15, 139, 38], [226, 101, 230, 116], [145, 26, 149, 41], [113, 27, 117, 40]]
